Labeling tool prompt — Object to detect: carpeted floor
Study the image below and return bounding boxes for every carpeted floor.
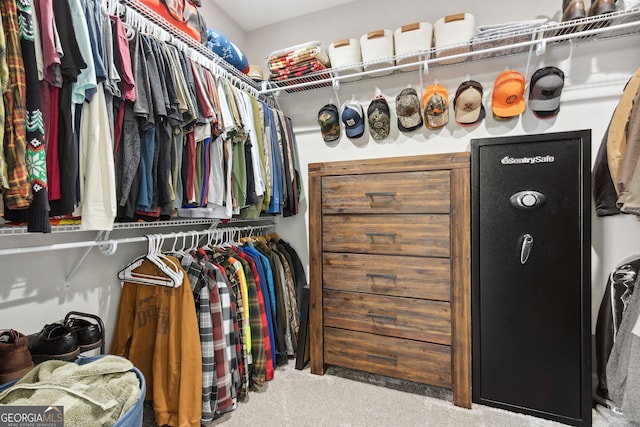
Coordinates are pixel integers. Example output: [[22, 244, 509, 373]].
[[142, 363, 633, 426]]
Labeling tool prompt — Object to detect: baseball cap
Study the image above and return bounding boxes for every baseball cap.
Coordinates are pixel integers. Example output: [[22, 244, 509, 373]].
[[318, 103, 340, 142], [453, 80, 485, 125], [492, 70, 526, 119], [529, 66, 565, 118], [367, 96, 390, 140], [247, 65, 265, 81], [422, 84, 449, 129], [341, 100, 365, 138], [395, 88, 423, 132]]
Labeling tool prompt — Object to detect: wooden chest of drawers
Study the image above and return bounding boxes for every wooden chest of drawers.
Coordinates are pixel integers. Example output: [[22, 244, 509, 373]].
[[308, 153, 471, 408]]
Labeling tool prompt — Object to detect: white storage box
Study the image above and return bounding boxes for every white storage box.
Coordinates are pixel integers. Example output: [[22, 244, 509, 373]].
[[329, 38, 364, 82], [433, 13, 476, 65], [394, 22, 433, 71], [360, 29, 395, 77]]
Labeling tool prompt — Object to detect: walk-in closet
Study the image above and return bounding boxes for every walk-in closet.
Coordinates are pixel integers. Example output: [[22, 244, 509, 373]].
[[1, 0, 640, 426]]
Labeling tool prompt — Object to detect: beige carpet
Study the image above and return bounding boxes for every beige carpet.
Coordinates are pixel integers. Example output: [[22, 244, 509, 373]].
[[143, 363, 632, 426]]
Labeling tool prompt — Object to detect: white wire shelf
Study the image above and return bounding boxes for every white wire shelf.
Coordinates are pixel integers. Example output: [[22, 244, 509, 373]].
[[260, 6, 640, 95], [0, 217, 276, 236]]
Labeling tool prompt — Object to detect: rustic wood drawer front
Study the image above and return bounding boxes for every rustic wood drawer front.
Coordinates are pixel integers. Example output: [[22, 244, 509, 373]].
[[323, 252, 451, 301], [322, 171, 451, 215], [324, 327, 452, 388], [323, 291, 452, 345], [322, 214, 450, 257]]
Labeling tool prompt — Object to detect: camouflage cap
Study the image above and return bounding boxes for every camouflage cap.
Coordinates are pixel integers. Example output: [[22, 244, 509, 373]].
[[425, 93, 449, 129], [367, 96, 390, 140], [395, 88, 423, 132], [422, 84, 449, 129], [318, 103, 340, 142]]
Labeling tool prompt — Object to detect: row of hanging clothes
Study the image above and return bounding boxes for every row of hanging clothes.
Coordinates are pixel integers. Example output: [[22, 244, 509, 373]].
[[0, 0, 301, 233], [594, 254, 640, 425], [110, 226, 308, 426]]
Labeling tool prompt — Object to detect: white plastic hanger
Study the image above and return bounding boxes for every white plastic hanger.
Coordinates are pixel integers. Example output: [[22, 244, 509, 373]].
[[117, 234, 183, 287]]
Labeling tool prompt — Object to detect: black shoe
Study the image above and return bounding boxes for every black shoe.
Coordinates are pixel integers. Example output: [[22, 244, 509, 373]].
[[65, 317, 102, 352], [28, 324, 80, 364]]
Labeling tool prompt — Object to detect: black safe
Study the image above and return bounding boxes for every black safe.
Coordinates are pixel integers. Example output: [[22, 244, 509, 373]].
[[471, 130, 592, 426]]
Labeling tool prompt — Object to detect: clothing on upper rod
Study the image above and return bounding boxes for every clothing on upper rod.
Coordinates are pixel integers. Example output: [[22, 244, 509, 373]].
[[0, 0, 296, 233]]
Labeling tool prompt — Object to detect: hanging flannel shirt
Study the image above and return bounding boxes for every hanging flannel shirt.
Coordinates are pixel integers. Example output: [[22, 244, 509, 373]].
[[180, 253, 216, 424], [0, 19, 8, 192], [236, 245, 275, 381], [229, 248, 267, 387], [255, 241, 288, 365], [209, 262, 240, 412], [1, 0, 31, 209], [201, 258, 234, 414], [210, 250, 249, 401], [243, 242, 277, 368]]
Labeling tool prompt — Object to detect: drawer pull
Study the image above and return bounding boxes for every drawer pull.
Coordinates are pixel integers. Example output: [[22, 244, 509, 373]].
[[365, 232, 397, 238], [367, 353, 398, 363], [365, 191, 396, 197], [366, 273, 397, 280], [366, 313, 398, 321]]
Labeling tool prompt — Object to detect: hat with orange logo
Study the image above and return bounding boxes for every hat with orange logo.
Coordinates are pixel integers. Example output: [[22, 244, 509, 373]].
[[422, 84, 449, 129], [491, 70, 526, 119]]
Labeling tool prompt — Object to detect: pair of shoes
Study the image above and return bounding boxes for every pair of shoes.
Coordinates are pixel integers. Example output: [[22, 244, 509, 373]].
[[28, 317, 103, 364], [0, 329, 34, 384], [28, 324, 80, 364], [65, 317, 102, 352], [562, 0, 616, 21]]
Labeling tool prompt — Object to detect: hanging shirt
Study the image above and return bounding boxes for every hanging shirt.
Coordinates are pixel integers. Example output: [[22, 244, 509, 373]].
[[67, 0, 96, 103], [1, 0, 31, 209], [78, 83, 117, 230], [0, 15, 9, 191]]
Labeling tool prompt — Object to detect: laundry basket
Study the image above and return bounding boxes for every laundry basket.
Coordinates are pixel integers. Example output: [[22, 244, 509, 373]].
[[0, 354, 145, 427]]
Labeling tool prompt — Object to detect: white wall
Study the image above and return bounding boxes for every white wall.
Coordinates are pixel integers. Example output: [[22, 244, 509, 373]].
[[198, 0, 246, 54]]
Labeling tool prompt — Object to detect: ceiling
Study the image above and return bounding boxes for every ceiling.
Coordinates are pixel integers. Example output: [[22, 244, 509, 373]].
[[211, 0, 357, 32]]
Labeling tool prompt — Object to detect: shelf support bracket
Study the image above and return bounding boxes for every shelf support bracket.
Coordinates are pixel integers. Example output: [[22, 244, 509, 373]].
[[63, 230, 113, 290]]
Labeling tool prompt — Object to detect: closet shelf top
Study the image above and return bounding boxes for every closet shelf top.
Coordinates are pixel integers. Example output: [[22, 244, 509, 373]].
[[0, 218, 275, 236], [259, 6, 640, 95]]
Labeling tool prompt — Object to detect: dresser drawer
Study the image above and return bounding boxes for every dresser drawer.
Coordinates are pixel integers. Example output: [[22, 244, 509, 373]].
[[321, 171, 451, 215], [323, 290, 451, 345], [323, 253, 451, 301], [322, 214, 450, 257], [324, 327, 452, 388]]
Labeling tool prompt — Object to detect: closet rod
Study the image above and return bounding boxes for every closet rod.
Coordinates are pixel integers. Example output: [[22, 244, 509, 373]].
[[259, 15, 640, 95], [0, 224, 275, 257]]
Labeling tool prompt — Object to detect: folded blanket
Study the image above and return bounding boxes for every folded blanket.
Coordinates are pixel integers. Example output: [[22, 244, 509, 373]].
[[0, 355, 141, 427]]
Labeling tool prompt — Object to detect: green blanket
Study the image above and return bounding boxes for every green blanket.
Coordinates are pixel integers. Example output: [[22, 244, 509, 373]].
[[0, 355, 141, 427]]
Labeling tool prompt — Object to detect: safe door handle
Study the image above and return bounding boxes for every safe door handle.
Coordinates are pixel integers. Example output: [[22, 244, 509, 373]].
[[521, 234, 534, 265]]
